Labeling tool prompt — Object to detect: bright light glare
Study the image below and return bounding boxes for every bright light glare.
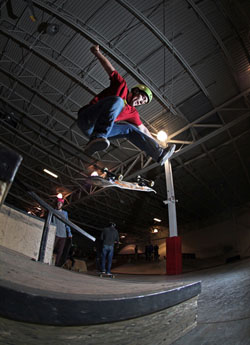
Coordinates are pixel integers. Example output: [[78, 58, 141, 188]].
[[157, 130, 167, 142], [153, 228, 159, 233], [154, 218, 161, 222], [57, 193, 63, 199], [91, 171, 99, 176], [43, 169, 58, 178]]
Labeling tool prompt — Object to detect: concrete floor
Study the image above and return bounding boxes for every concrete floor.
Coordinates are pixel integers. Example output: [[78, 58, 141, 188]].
[[170, 258, 250, 345]]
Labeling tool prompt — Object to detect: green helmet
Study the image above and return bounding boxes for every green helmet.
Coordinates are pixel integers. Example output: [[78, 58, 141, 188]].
[[132, 84, 153, 103]]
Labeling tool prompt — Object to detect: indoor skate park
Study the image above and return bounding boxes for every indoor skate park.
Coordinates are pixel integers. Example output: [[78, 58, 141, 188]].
[[0, 0, 250, 344]]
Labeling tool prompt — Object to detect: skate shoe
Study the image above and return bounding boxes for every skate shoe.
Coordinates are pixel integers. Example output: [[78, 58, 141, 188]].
[[84, 137, 110, 156], [157, 144, 176, 165]]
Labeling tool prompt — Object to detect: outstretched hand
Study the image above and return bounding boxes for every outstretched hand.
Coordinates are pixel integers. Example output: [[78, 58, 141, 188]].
[[90, 45, 100, 55], [89, 44, 115, 75]]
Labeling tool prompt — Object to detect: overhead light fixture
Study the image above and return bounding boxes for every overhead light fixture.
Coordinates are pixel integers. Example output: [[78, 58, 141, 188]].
[[153, 218, 161, 222], [91, 171, 99, 176], [43, 169, 58, 178], [153, 228, 159, 233], [57, 193, 63, 199], [38, 22, 59, 35], [157, 130, 167, 142]]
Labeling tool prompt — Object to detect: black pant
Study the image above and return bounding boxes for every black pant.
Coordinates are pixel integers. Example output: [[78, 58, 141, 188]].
[[54, 236, 66, 266]]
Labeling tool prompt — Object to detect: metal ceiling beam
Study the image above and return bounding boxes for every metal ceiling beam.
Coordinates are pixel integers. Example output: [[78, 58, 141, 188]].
[[0, 125, 143, 220], [0, 121, 84, 183], [185, 1, 249, 188], [31, 0, 179, 115], [1, 19, 190, 178], [1, 57, 139, 169], [174, 128, 250, 170], [117, 0, 210, 98], [175, 156, 229, 210], [126, 109, 250, 180], [169, 88, 250, 140], [0, 33, 145, 172], [186, 0, 236, 74], [216, 111, 250, 188]]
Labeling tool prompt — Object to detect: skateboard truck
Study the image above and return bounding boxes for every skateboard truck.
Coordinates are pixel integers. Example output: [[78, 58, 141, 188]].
[[136, 175, 154, 188], [102, 167, 123, 181]]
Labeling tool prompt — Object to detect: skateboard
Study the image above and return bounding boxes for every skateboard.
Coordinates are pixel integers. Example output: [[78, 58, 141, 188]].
[[102, 168, 154, 188], [99, 273, 115, 278], [84, 175, 156, 193]]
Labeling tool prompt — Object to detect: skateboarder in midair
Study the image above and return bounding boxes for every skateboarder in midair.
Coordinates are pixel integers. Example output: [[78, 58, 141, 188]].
[[100, 222, 119, 276], [77, 45, 175, 165]]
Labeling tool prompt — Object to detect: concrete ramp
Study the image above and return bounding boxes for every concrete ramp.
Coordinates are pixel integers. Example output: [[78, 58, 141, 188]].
[[0, 246, 201, 345]]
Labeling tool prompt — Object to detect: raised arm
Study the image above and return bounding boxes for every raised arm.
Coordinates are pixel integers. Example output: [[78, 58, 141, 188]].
[[90, 45, 115, 76]]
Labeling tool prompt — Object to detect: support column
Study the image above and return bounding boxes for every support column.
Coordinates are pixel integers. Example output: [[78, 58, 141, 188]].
[[164, 160, 177, 237], [164, 160, 182, 274]]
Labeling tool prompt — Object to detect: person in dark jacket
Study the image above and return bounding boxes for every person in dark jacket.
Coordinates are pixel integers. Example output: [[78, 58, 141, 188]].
[[100, 222, 119, 275]]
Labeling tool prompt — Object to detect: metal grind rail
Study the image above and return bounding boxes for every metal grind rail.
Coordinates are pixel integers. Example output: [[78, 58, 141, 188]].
[[16, 179, 96, 262]]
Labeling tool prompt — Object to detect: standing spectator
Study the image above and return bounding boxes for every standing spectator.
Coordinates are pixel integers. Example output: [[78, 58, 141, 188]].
[[145, 245, 149, 261], [154, 244, 159, 262], [148, 243, 154, 261], [101, 222, 119, 275], [134, 244, 138, 261], [53, 198, 72, 267]]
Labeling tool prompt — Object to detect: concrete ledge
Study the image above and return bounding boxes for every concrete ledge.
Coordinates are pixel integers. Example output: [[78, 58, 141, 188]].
[[0, 278, 201, 326]]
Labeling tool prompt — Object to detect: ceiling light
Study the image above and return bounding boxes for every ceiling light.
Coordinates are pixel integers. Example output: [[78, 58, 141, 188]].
[[57, 193, 63, 199], [38, 22, 59, 35], [91, 171, 99, 176], [154, 218, 161, 222], [43, 169, 58, 178], [153, 228, 159, 233], [157, 130, 167, 142]]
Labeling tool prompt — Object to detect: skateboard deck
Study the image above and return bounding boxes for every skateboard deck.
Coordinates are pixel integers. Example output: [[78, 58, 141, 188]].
[[99, 273, 115, 278], [84, 176, 156, 193]]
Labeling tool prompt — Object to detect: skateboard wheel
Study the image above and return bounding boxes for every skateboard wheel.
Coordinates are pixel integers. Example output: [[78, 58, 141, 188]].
[[149, 180, 154, 187], [118, 174, 123, 181]]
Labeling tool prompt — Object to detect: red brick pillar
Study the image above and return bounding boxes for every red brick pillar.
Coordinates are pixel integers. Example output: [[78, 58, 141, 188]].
[[166, 236, 182, 275]]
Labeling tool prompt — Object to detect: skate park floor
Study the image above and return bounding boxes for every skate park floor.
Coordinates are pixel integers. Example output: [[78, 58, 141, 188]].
[[112, 258, 250, 345], [0, 246, 250, 344]]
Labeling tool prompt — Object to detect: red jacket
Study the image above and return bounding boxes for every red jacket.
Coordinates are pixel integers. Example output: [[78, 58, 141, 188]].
[[89, 71, 142, 126]]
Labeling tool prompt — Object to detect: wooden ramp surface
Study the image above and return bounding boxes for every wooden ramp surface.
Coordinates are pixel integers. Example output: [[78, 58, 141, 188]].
[[0, 245, 201, 345]]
